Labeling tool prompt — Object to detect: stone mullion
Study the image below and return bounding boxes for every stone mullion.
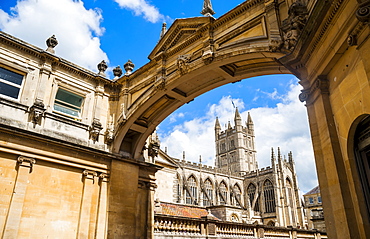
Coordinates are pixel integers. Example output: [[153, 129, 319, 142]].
[[77, 170, 98, 239], [2, 156, 35, 239], [95, 173, 109, 239]]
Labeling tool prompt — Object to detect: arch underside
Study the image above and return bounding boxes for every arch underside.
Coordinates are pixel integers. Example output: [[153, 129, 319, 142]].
[[116, 54, 291, 159]]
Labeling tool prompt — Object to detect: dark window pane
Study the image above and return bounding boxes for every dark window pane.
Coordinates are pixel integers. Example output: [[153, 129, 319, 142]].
[[0, 82, 20, 98], [55, 88, 83, 107], [0, 67, 23, 85]]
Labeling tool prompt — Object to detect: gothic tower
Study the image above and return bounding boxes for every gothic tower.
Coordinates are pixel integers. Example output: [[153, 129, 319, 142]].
[[215, 108, 257, 174]]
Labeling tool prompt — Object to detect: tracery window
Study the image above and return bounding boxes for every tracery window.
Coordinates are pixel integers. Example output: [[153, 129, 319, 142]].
[[263, 180, 276, 213], [202, 179, 213, 206], [247, 183, 259, 212], [186, 176, 197, 205], [175, 174, 181, 203], [286, 178, 296, 222], [232, 184, 242, 207], [219, 182, 228, 205]]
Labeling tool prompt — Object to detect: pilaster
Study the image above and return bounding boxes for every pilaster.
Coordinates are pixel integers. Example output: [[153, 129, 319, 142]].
[[2, 156, 35, 239], [77, 170, 99, 239], [300, 76, 359, 238]]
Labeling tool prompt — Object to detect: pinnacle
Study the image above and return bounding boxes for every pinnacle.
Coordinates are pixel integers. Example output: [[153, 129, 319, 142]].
[[201, 0, 215, 17]]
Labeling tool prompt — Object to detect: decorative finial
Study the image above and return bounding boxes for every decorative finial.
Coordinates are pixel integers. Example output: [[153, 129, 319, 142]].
[[124, 60, 135, 75], [201, 0, 215, 17], [160, 22, 167, 38], [113, 65, 123, 79], [46, 35, 58, 54], [199, 155, 202, 163], [183, 151, 185, 161], [97, 60, 108, 76]]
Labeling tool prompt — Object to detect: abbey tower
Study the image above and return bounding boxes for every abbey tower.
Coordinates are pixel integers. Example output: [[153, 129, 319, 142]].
[[215, 108, 257, 174]]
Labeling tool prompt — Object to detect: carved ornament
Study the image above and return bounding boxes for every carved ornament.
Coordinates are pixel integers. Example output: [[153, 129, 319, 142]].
[[105, 121, 114, 145], [17, 156, 36, 168], [46, 35, 58, 54], [177, 55, 191, 75], [202, 45, 214, 64], [89, 118, 103, 142], [281, 0, 308, 51], [29, 98, 46, 125], [83, 170, 98, 180], [97, 60, 108, 76], [269, 39, 283, 52], [356, 1, 370, 23]]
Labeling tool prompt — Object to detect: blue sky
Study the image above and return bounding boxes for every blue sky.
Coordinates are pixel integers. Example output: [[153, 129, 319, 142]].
[[0, 0, 318, 193]]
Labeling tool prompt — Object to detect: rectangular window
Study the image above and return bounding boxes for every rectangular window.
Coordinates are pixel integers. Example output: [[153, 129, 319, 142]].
[[54, 88, 84, 118], [309, 197, 314, 204], [0, 66, 24, 99], [318, 196, 322, 203]]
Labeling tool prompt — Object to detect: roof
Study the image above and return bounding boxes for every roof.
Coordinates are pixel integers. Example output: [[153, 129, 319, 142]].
[[156, 202, 218, 220], [304, 185, 320, 195]]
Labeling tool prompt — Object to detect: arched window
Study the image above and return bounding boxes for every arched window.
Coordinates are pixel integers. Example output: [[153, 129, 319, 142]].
[[175, 174, 181, 203], [247, 183, 259, 212], [354, 116, 370, 219], [203, 179, 213, 206], [232, 184, 242, 207], [219, 182, 228, 205], [186, 176, 197, 205], [263, 180, 276, 213], [286, 178, 296, 222]]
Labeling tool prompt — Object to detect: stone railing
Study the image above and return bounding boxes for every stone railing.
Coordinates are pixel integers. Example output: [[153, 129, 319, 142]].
[[154, 215, 327, 239]]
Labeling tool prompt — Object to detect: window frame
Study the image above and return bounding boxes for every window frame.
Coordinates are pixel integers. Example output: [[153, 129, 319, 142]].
[[53, 87, 85, 120], [0, 65, 25, 101]]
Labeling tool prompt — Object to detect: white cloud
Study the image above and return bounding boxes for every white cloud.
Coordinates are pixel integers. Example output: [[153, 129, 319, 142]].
[[114, 0, 163, 23], [0, 0, 108, 71], [158, 82, 317, 193]]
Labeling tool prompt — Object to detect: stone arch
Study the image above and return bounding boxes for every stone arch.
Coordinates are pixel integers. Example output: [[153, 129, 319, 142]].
[[111, 0, 305, 159], [348, 114, 370, 222], [267, 220, 275, 226], [230, 213, 240, 222]]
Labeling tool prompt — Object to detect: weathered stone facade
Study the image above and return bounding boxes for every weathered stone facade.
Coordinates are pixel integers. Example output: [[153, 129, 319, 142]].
[[0, 0, 369, 238]]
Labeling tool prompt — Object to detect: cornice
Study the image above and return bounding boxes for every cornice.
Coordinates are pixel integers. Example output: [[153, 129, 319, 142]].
[[0, 31, 114, 86]]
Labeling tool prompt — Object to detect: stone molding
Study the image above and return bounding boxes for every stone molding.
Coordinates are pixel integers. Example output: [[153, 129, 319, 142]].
[[83, 169, 98, 180]]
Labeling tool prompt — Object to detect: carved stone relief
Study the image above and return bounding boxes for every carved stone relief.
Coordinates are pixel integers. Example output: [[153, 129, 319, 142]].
[[177, 55, 191, 75]]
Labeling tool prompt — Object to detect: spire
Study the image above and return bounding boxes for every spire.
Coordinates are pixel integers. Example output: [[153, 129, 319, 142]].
[[227, 121, 232, 129], [247, 112, 253, 125], [201, 0, 215, 17], [215, 117, 221, 130], [247, 112, 254, 134], [160, 22, 167, 38], [234, 107, 242, 128], [271, 147, 276, 171]]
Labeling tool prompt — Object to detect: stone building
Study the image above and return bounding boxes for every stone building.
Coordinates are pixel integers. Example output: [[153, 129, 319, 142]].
[[303, 186, 326, 232], [154, 109, 305, 228], [0, 0, 369, 237]]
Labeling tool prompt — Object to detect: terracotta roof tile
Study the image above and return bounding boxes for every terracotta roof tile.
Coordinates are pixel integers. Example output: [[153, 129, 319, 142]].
[[157, 202, 209, 219]]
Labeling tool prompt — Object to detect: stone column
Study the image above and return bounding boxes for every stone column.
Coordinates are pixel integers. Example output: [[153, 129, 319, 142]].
[[2, 156, 35, 239], [77, 170, 98, 239]]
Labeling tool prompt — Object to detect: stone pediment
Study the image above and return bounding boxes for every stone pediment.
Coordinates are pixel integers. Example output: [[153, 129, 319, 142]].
[[155, 149, 180, 169], [148, 17, 211, 60]]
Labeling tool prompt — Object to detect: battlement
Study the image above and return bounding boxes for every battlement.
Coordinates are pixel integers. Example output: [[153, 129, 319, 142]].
[[244, 166, 273, 178]]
